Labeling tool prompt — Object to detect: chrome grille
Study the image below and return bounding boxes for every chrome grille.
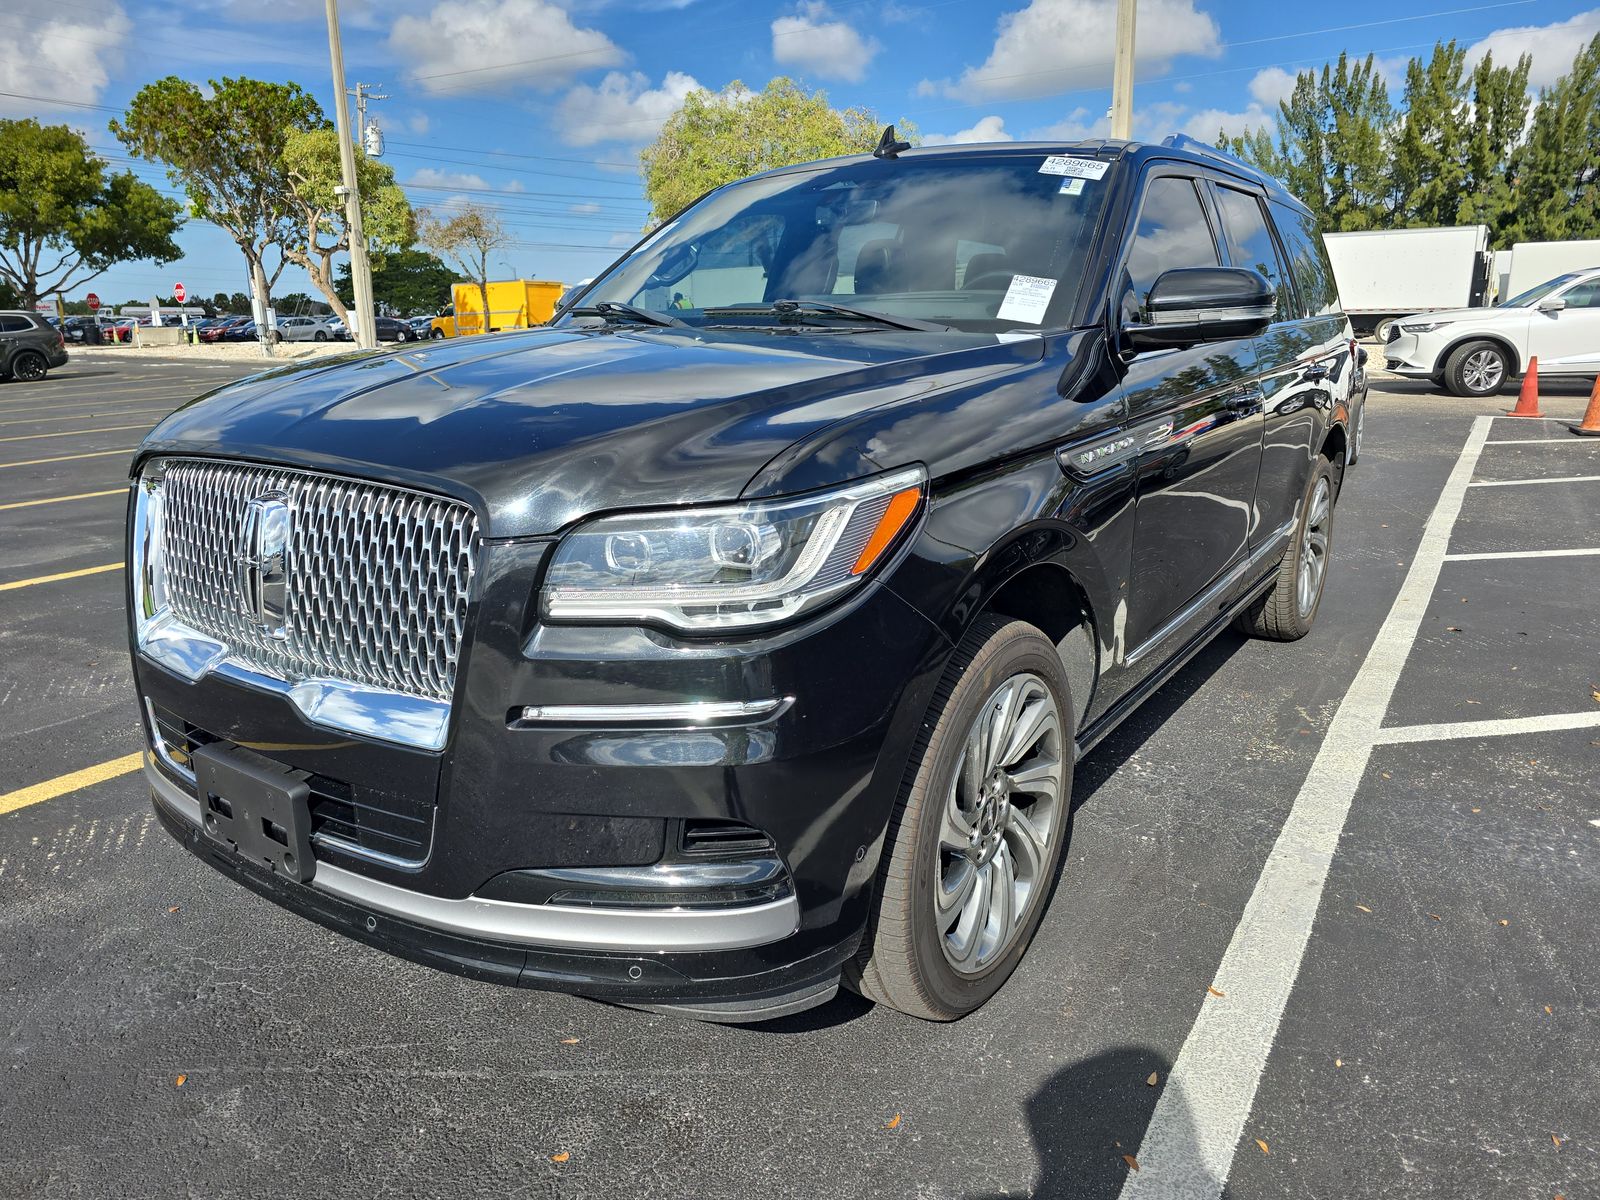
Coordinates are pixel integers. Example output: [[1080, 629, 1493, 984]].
[[158, 459, 479, 703]]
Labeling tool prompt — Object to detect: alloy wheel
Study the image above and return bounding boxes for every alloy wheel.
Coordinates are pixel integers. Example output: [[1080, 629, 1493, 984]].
[[1462, 348, 1504, 394], [935, 672, 1065, 975], [1297, 476, 1332, 618], [13, 353, 45, 382]]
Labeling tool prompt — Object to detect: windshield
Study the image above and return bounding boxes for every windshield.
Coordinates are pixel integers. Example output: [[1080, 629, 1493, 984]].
[[1498, 273, 1580, 308], [569, 153, 1115, 332]]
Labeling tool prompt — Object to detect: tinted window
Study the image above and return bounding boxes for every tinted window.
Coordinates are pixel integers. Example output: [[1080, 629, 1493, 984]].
[[0, 315, 33, 333], [1268, 200, 1339, 317], [581, 155, 1113, 330], [1215, 185, 1291, 320], [1123, 176, 1220, 317], [1559, 280, 1600, 309]]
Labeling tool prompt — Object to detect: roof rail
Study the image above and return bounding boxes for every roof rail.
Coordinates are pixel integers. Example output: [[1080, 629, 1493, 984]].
[[1160, 133, 1282, 189]]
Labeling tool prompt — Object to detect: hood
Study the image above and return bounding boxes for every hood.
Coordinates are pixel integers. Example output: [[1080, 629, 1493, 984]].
[[142, 325, 1040, 537], [1395, 305, 1524, 327]]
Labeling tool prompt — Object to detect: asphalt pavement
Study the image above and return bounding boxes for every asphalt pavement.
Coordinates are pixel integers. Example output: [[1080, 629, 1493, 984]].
[[1, 354, 1596, 1199]]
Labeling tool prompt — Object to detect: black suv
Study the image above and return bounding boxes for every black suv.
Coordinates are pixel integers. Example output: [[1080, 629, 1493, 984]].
[[128, 136, 1355, 1022], [0, 310, 69, 380]]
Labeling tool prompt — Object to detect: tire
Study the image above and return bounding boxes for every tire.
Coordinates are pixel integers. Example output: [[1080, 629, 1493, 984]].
[[1373, 318, 1396, 342], [1348, 392, 1366, 465], [850, 615, 1075, 1020], [429, 329, 444, 340], [1443, 339, 1509, 397], [314, 330, 327, 342], [1236, 457, 1336, 641], [10, 350, 47, 382]]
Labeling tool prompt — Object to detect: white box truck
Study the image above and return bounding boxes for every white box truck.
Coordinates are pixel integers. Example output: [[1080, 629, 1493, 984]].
[[1322, 225, 1492, 335], [1502, 239, 1600, 301]]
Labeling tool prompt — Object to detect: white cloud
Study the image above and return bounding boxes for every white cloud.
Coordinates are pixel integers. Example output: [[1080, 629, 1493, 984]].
[[1466, 7, 1600, 88], [570, 202, 603, 215], [771, 2, 881, 83], [408, 168, 490, 191], [555, 70, 700, 146], [925, 0, 1221, 101], [1173, 80, 1193, 94], [405, 113, 431, 136], [1248, 66, 1296, 108], [922, 115, 1015, 145], [1181, 105, 1272, 140], [502, 180, 526, 193], [1027, 107, 1106, 142], [0, 0, 129, 115], [390, 0, 623, 95]]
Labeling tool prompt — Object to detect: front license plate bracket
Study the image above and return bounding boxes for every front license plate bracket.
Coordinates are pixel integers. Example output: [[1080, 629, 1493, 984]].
[[192, 743, 316, 884]]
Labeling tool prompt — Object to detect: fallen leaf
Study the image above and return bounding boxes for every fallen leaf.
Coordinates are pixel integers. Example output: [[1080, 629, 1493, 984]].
[[1428, 913, 1443, 921], [1472, 808, 1481, 813], [1380, 772, 1391, 780], [1499, 919, 1510, 927], [167, 906, 180, 914], [1355, 904, 1373, 913], [1545, 1006, 1553, 1015], [1466, 699, 1481, 704], [1146, 1071, 1159, 1087], [1207, 985, 1226, 998], [885, 1113, 902, 1130], [1552, 1134, 1561, 1149], [174, 1075, 186, 1087], [559, 1037, 580, 1045], [1255, 1139, 1270, 1155], [550, 1152, 570, 1164], [1446, 626, 1461, 632], [1592, 690, 1600, 704], [1122, 1154, 1140, 1172], [1335, 1058, 1344, 1068]]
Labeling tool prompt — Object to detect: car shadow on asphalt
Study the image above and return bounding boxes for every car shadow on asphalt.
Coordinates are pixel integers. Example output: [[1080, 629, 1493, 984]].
[[965, 1046, 1228, 1200]]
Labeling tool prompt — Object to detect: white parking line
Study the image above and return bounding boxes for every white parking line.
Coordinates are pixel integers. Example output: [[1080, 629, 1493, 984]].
[[1120, 415, 1493, 1200], [1374, 710, 1600, 745], [1484, 438, 1600, 445], [1444, 547, 1600, 562], [1468, 474, 1600, 488]]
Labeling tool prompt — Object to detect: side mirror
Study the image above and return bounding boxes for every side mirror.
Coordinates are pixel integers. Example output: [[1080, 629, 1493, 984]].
[[1357, 346, 1369, 367], [1538, 296, 1566, 313], [1124, 267, 1275, 351]]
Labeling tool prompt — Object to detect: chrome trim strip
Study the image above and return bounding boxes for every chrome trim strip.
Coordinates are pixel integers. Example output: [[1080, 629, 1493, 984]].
[[138, 612, 451, 752], [1124, 519, 1295, 666], [146, 758, 800, 953], [517, 697, 792, 726]]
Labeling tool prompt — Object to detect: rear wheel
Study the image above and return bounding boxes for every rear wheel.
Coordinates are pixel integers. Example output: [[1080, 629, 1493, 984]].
[[430, 328, 445, 339], [10, 350, 47, 382], [851, 615, 1074, 1020], [314, 330, 328, 342], [1236, 457, 1335, 641], [1444, 340, 1509, 397]]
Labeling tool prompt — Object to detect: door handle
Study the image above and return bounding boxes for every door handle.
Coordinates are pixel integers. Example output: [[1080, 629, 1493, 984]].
[[1304, 364, 1330, 382], [1224, 389, 1261, 411]]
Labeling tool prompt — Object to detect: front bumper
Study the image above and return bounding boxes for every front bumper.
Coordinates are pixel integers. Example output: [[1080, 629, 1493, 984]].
[[1383, 327, 1445, 377]]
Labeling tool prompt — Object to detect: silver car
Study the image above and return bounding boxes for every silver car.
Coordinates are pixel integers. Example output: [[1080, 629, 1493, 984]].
[[276, 315, 337, 343]]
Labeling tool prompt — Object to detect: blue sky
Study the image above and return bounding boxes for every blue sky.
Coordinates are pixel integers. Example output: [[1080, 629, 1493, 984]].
[[5, 0, 1597, 308]]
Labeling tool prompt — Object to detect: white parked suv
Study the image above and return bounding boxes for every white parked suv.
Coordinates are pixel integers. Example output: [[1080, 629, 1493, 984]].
[[276, 315, 337, 342], [1384, 267, 1600, 396]]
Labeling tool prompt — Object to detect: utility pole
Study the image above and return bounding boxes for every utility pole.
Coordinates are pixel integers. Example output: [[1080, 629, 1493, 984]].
[[1110, 0, 1137, 140], [324, 0, 377, 351], [350, 82, 388, 157]]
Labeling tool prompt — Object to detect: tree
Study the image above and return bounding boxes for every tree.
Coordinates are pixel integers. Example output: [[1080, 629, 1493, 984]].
[[418, 205, 510, 335], [0, 119, 183, 306], [1506, 33, 1600, 243], [639, 77, 909, 222], [280, 127, 414, 324], [1457, 50, 1532, 239], [1391, 42, 1471, 228], [111, 76, 324, 346], [337, 248, 455, 315]]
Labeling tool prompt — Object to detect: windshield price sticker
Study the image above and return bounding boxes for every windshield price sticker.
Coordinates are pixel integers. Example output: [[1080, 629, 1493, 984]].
[[1039, 156, 1109, 180], [997, 274, 1058, 324]]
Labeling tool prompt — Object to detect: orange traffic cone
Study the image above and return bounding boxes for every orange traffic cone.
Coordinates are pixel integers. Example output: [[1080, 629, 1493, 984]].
[[1507, 356, 1544, 418], [1571, 374, 1600, 437]]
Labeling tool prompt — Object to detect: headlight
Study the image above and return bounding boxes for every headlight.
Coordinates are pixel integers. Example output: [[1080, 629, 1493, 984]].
[[1399, 321, 1452, 334], [542, 466, 926, 631], [131, 459, 169, 630]]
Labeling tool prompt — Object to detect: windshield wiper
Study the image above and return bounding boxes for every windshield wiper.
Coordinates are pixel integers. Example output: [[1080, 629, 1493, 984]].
[[706, 299, 950, 332], [571, 301, 688, 328]]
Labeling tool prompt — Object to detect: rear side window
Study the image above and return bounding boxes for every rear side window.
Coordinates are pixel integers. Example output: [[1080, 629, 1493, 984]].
[[1215, 186, 1292, 321], [1123, 176, 1221, 317], [1268, 200, 1339, 318], [0, 315, 34, 332]]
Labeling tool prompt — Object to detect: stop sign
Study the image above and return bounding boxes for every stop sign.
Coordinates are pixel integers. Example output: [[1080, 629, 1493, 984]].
[[173, 283, 186, 303], [86, 292, 100, 312]]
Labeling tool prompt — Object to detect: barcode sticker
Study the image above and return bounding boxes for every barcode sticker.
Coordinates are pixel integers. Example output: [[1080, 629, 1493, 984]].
[[1039, 156, 1110, 179], [997, 275, 1058, 324]]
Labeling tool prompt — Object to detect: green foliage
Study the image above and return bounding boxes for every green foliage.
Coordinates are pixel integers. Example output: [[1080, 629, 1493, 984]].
[[111, 76, 325, 310], [639, 77, 912, 223], [280, 126, 414, 320], [1219, 35, 1600, 244], [0, 118, 183, 305], [337, 249, 456, 315], [419, 204, 510, 330]]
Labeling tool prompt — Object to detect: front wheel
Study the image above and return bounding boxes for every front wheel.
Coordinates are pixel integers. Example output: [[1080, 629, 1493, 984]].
[[429, 328, 445, 340], [1444, 340, 1509, 397], [10, 350, 48, 382], [1236, 457, 1336, 641], [850, 615, 1074, 1020]]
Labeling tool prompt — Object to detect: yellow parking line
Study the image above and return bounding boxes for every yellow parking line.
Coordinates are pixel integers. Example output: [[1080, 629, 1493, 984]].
[[0, 562, 122, 591], [0, 488, 125, 512], [0, 407, 172, 428], [0, 448, 136, 469], [0, 423, 152, 443], [0, 397, 178, 415], [0, 753, 145, 817]]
